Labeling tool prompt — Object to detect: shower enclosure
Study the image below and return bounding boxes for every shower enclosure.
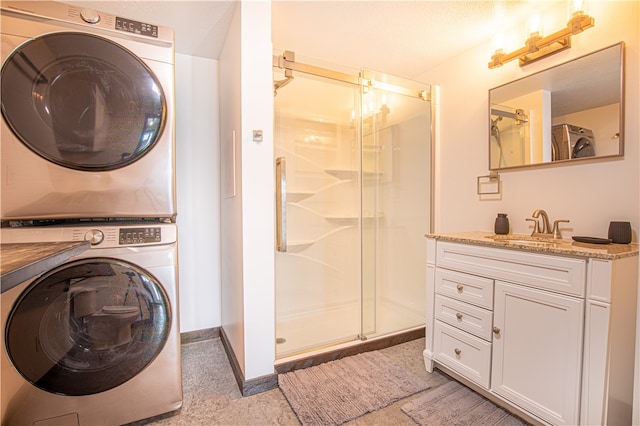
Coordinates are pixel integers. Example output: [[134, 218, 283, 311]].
[[490, 105, 531, 169], [274, 51, 433, 358]]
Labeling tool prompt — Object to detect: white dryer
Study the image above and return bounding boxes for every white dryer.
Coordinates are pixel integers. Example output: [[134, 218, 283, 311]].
[[1, 1, 176, 220], [1, 223, 182, 425]]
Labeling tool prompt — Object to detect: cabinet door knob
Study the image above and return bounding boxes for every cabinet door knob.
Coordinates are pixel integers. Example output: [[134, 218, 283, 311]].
[[456, 312, 463, 320], [493, 326, 501, 335], [454, 348, 461, 355], [456, 284, 464, 292]]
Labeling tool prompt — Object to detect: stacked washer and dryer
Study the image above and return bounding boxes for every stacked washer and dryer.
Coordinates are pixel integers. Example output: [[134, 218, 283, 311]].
[[1, 1, 182, 425]]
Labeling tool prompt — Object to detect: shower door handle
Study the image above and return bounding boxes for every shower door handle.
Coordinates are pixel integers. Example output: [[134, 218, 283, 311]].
[[275, 157, 287, 252]]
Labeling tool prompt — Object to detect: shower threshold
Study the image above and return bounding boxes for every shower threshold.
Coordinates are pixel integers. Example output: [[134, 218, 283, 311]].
[[274, 326, 424, 374]]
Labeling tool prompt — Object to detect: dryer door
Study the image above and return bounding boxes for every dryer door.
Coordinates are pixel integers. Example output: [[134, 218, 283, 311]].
[[4, 258, 171, 396], [572, 137, 596, 158], [0, 32, 166, 171]]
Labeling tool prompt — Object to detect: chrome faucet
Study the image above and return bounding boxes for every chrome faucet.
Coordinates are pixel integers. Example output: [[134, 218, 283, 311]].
[[528, 209, 569, 239]]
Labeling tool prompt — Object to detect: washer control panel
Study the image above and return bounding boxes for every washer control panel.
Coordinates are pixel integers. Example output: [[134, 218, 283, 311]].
[[115, 16, 159, 38], [0, 224, 176, 248], [119, 227, 162, 245]]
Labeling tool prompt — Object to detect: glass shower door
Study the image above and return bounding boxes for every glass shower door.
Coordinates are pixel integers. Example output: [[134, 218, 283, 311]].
[[274, 68, 363, 358], [360, 71, 431, 339]]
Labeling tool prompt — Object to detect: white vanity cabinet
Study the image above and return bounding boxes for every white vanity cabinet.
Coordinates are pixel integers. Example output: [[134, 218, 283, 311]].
[[424, 234, 639, 426], [492, 281, 584, 425]]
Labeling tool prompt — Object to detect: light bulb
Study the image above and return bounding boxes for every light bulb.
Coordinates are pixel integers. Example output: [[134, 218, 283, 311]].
[[529, 13, 542, 37], [492, 33, 505, 54], [569, 0, 586, 16]]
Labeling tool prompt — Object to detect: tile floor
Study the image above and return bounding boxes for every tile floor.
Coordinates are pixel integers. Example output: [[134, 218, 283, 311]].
[[133, 337, 452, 425]]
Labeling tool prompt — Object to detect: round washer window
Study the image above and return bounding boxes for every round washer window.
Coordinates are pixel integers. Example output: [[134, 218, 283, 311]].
[[4, 258, 171, 396], [572, 137, 595, 158], [1, 32, 166, 171]]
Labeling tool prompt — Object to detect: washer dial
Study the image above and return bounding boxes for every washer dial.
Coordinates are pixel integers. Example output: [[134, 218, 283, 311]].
[[84, 229, 104, 245], [80, 8, 101, 24]]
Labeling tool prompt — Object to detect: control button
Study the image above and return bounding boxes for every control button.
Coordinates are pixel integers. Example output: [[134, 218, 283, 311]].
[[80, 8, 101, 24], [84, 229, 104, 245]]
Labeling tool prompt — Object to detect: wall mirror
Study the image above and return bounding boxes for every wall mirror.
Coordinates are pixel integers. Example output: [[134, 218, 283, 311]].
[[489, 42, 624, 170]]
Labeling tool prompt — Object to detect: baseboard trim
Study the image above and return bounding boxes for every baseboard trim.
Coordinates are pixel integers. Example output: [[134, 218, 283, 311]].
[[180, 327, 220, 345], [219, 327, 278, 397]]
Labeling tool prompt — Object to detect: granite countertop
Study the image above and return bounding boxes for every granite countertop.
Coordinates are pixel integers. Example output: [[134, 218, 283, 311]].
[[1, 241, 90, 293], [426, 231, 639, 260]]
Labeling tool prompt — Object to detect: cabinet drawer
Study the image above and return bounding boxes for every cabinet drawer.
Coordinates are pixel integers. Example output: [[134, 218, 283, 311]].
[[435, 268, 493, 309], [436, 241, 586, 297], [435, 294, 493, 340], [434, 321, 491, 388]]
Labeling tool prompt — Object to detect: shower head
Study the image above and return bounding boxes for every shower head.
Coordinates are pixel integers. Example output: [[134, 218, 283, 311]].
[[491, 117, 501, 138], [491, 116, 502, 131]]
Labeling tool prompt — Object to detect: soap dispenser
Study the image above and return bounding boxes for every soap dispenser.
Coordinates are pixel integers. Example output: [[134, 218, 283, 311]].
[[495, 213, 509, 235]]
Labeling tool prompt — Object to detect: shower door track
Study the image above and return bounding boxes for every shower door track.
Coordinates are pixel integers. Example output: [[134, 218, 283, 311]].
[[273, 50, 430, 102]]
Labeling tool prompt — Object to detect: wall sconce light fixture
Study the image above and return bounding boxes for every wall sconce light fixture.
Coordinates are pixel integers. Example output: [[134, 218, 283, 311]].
[[488, 8, 594, 69]]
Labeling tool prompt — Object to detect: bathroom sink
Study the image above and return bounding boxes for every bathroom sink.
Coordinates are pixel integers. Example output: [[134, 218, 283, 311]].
[[490, 235, 560, 246]]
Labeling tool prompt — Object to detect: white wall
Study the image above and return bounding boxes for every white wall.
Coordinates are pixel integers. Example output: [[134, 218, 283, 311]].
[[220, 2, 245, 369], [239, 0, 275, 380], [175, 53, 221, 333], [220, 0, 275, 381], [421, 1, 639, 240]]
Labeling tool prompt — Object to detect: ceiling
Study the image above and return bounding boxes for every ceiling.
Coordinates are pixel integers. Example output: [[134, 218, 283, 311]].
[[271, 1, 532, 79], [62, 1, 536, 79]]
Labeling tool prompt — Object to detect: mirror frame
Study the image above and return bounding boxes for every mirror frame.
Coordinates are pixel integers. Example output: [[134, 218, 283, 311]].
[[488, 42, 625, 171]]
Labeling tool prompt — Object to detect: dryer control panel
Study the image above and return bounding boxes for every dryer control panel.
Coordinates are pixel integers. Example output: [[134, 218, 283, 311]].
[[0, 1, 173, 44], [119, 227, 162, 245], [115, 17, 158, 38], [0, 223, 176, 248]]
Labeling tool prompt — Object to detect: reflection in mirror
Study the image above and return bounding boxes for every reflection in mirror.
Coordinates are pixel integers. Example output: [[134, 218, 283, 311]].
[[489, 42, 624, 170]]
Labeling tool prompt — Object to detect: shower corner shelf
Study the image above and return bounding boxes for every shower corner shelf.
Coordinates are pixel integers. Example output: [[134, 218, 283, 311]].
[[324, 216, 358, 226], [324, 169, 356, 180], [325, 214, 384, 226], [324, 169, 383, 180], [286, 240, 315, 253], [287, 192, 314, 203]]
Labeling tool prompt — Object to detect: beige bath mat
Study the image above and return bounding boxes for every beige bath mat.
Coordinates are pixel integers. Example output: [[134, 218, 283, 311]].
[[279, 350, 430, 425], [401, 380, 529, 425]]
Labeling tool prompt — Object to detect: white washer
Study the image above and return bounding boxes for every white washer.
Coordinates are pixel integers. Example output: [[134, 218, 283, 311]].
[[1, 223, 182, 425], [1, 1, 176, 220]]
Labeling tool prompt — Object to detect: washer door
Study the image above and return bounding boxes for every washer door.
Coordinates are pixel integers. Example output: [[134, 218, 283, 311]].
[[4, 258, 171, 396], [0, 32, 166, 171], [572, 137, 596, 158]]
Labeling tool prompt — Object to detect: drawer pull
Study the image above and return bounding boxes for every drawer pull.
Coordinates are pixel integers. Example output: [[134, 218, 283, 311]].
[[456, 284, 464, 292], [493, 326, 501, 336], [455, 312, 463, 320], [454, 348, 462, 355]]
